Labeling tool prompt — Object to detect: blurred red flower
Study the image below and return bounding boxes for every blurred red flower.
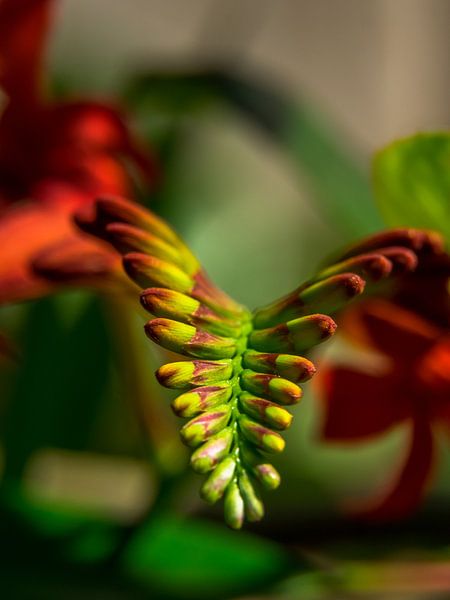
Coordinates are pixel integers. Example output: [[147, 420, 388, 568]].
[[320, 250, 450, 520], [0, 0, 156, 304]]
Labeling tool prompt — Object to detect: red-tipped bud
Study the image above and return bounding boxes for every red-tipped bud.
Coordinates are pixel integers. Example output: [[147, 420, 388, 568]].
[[145, 318, 237, 359], [240, 370, 302, 405], [180, 404, 232, 447], [171, 385, 232, 417], [156, 359, 233, 389], [242, 350, 315, 383]]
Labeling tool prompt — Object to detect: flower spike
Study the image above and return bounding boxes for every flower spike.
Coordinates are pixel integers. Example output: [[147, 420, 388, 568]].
[[83, 195, 433, 528]]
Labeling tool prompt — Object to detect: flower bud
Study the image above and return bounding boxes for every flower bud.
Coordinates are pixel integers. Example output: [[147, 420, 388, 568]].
[[190, 427, 234, 473], [156, 359, 233, 389], [224, 480, 245, 530], [334, 228, 434, 261], [123, 253, 193, 292], [180, 404, 232, 447], [253, 274, 364, 328], [145, 318, 237, 359], [240, 370, 302, 405], [243, 350, 315, 383], [239, 392, 293, 429], [96, 196, 181, 245], [238, 415, 285, 453], [200, 457, 236, 504], [171, 385, 232, 417], [105, 222, 183, 266], [316, 252, 393, 281], [253, 463, 281, 490], [238, 471, 264, 522], [141, 288, 242, 337], [249, 314, 336, 354]]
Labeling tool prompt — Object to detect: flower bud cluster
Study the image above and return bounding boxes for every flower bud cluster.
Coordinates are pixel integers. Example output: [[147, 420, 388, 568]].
[[81, 195, 430, 528]]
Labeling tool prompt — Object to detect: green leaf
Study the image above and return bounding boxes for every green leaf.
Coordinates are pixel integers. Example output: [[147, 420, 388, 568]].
[[373, 132, 450, 243], [123, 514, 295, 599]]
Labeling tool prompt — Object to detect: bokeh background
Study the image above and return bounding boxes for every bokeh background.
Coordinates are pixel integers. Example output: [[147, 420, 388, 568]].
[[1, 1, 449, 598]]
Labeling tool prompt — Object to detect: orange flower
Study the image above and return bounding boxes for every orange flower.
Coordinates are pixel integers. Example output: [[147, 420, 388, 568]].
[[0, 0, 156, 304], [320, 250, 450, 520]]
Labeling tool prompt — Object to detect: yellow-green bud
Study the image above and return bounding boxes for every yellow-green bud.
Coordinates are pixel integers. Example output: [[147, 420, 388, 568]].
[[224, 480, 245, 530], [200, 457, 236, 504], [238, 415, 285, 453], [180, 404, 232, 447], [190, 427, 234, 473], [238, 471, 264, 522]]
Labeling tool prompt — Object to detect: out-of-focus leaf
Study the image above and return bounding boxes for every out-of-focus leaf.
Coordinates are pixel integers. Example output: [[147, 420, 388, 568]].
[[373, 132, 450, 244], [126, 70, 381, 236], [1, 292, 113, 481], [123, 514, 295, 599]]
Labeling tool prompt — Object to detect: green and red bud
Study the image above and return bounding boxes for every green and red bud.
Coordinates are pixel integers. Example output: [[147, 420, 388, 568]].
[[200, 457, 236, 504], [190, 427, 233, 473], [253, 273, 364, 328], [249, 314, 337, 354], [105, 222, 183, 266], [145, 318, 237, 359], [224, 480, 245, 530], [242, 350, 315, 383], [123, 253, 193, 292], [316, 252, 393, 282], [253, 463, 281, 490], [334, 228, 440, 261], [240, 370, 302, 405], [239, 392, 293, 429], [171, 385, 232, 417], [94, 196, 199, 274], [180, 404, 232, 447], [141, 288, 242, 337], [238, 415, 285, 453], [156, 359, 233, 389], [238, 471, 264, 522]]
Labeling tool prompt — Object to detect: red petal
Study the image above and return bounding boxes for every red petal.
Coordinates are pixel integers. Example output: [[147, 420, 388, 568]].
[[342, 299, 440, 363], [32, 236, 121, 284], [0, 183, 117, 304], [320, 366, 410, 441], [0, 0, 54, 106], [355, 413, 435, 521]]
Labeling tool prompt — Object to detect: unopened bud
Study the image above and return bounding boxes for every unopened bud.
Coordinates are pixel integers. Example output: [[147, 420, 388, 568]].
[[249, 314, 336, 354], [145, 318, 237, 359], [224, 480, 245, 530], [190, 427, 233, 473], [105, 222, 183, 266], [238, 415, 285, 453], [124, 253, 193, 292], [253, 274, 364, 328], [172, 385, 232, 417], [180, 404, 231, 447], [156, 359, 233, 389], [253, 463, 281, 490], [239, 392, 293, 429], [200, 457, 236, 504], [240, 370, 302, 405], [243, 350, 315, 383], [238, 471, 264, 522]]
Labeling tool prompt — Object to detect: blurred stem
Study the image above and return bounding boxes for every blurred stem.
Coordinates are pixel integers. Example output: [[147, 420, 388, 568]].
[[104, 294, 185, 476]]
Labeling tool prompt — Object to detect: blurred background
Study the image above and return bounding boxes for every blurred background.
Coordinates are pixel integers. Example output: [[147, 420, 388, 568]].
[[0, 0, 449, 598]]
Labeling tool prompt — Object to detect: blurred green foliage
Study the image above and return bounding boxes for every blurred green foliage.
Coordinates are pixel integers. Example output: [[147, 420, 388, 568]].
[[374, 132, 450, 245]]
